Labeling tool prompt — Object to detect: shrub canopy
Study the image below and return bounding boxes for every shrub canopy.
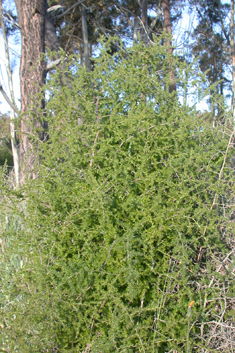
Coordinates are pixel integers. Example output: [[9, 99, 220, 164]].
[[1, 37, 234, 352]]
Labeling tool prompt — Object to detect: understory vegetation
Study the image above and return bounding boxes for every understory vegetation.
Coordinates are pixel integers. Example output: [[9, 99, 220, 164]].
[[1, 38, 235, 352]]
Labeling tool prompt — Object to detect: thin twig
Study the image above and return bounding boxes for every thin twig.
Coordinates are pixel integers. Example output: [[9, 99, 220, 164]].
[[201, 129, 235, 241], [101, 235, 116, 271], [56, 0, 86, 19], [0, 85, 18, 113]]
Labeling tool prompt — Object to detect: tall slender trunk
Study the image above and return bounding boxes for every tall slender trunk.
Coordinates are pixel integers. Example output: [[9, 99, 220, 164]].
[[45, 10, 61, 52], [139, 0, 148, 45], [231, 0, 235, 125], [82, 8, 91, 72], [162, 0, 176, 93], [133, 2, 141, 43], [0, 0, 20, 188], [14, 0, 47, 184], [133, 17, 139, 43]]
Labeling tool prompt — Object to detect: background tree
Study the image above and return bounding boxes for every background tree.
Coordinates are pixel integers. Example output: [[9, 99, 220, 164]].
[[231, 0, 235, 124], [162, 0, 176, 92], [189, 0, 231, 122]]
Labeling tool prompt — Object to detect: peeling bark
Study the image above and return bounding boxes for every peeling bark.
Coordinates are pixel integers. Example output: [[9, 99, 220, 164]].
[[14, 0, 47, 183]]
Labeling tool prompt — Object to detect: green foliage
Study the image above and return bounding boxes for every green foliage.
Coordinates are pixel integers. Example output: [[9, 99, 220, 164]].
[[0, 115, 13, 168], [1, 37, 235, 352], [0, 138, 13, 167]]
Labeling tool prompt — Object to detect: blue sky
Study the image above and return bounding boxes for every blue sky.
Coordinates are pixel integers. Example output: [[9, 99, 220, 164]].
[[0, 0, 20, 114]]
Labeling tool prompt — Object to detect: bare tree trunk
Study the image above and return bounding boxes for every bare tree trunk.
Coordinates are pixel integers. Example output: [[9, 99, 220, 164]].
[[45, 10, 61, 52], [231, 0, 235, 125], [82, 8, 91, 72], [133, 3, 141, 43], [0, 0, 20, 188], [133, 17, 139, 43], [140, 0, 148, 45], [14, 0, 47, 184], [162, 0, 176, 93]]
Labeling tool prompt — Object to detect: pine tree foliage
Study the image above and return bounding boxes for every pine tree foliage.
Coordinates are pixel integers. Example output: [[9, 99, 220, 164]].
[[189, 0, 231, 117], [1, 36, 235, 352]]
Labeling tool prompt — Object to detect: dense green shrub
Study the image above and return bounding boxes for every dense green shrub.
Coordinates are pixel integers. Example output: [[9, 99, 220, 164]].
[[1, 37, 235, 352]]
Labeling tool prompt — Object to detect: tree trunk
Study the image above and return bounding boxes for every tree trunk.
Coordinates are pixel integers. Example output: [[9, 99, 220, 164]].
[[82, 8, 91, 72], [14, 0, 47, 184], [133, 17, 139, 43], [0, 0, 20, 188], [140, 0, 148, 45], [45, 10, 61, 52], [133, 2, 141, 43], [231, 0, 235, 125], [162, 0, 176, 93]]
